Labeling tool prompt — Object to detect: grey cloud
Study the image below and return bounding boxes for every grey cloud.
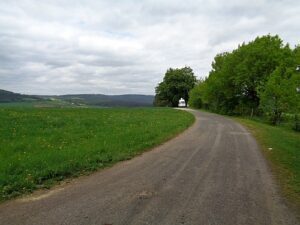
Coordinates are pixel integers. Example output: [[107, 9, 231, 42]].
[[0, 0, 299, 95]]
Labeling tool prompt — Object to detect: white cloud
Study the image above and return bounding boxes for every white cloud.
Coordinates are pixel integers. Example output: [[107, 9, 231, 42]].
[[0, 0, 299, 95]]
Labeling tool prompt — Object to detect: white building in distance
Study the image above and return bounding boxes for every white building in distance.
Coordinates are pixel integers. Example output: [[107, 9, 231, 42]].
[[178, 98, 186, 107]]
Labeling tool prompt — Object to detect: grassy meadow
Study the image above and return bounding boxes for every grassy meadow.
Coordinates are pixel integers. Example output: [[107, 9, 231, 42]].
[[236, 118, 300, 210], [0, 107, 194, 201]]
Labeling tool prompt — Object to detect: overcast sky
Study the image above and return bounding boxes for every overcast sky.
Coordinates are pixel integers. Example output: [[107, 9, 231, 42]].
[[0, 0, 299, 95]]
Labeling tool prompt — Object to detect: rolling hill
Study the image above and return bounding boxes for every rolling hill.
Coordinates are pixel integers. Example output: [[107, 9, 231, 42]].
[[0, 89, 154, 107], [0, 89, 41, 103]]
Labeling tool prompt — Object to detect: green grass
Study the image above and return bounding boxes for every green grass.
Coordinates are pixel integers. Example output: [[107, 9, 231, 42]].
[[0, 107, 194, 201], [235, 118, 300, 210]]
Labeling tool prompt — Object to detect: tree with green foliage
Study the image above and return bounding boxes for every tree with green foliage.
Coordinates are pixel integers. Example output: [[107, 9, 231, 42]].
[[259, 67, 293, 124], [292, 46, 300, 130], [187, 34, 300, 130], [258, 45, 300, 125], [189, 35, 294, 116], [232, 35, 290, 114], [188, 79, 206, 109], [154, 67, 197, 107]]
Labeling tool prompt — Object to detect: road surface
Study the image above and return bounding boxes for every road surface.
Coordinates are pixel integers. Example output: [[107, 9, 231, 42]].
[[0, 110, 299, 225]]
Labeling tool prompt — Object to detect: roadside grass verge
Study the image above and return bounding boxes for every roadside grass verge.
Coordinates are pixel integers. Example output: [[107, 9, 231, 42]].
[[0, 107, 194, 201], [235, 118, 300, 211]]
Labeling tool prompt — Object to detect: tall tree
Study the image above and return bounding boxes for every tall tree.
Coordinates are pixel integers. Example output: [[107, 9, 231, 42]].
[[233, 35, 291, 114], [189, 35, 293, 115], [188, 78, 206, 109], [259, 46, 300, 125], [154, 67, 197, 107], [259, 67, 293, 124]]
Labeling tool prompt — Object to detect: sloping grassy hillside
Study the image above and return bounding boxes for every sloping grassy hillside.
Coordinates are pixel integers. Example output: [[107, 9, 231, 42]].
[[0, 108, 194, 201]]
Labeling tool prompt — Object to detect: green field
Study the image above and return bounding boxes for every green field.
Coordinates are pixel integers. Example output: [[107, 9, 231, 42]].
[[236, 118, 300, 210], [0, 107, 194, 201]]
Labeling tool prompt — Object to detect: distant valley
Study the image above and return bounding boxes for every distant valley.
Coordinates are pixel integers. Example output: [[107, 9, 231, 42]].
[[0, 89, 154, 107]]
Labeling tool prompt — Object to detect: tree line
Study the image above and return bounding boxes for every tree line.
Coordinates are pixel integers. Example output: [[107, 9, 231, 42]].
[[155, 35, 300, 130]]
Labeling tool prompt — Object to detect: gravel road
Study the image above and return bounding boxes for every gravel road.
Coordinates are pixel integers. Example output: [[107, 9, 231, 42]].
[[0, 109, 299, 225]]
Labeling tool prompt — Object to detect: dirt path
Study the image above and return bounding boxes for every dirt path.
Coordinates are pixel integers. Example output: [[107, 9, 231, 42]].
[[0, 109, 298, 225]]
